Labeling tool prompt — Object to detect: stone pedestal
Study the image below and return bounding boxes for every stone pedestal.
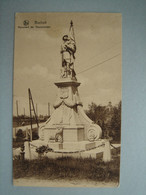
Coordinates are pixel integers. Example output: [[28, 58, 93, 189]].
[[39, 77, 102, 152], [63, 126, 84, 142]]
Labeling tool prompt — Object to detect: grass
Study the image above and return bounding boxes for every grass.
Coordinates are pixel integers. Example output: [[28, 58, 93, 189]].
[[13, 151, 120, 183]]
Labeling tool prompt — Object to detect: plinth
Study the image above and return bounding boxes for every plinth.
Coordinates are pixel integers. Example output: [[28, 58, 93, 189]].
[[39, 77, 102, 151]]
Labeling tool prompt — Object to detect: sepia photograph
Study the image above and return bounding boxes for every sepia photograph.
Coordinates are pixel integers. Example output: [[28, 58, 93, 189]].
[[13, 12, 122, 187]]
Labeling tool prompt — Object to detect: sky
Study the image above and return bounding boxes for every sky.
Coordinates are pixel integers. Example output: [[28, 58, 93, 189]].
[[13, 13, 122, 116]]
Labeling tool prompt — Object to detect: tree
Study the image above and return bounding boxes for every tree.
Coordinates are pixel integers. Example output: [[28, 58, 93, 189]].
[[86, 102, 98, 122], [85, 101, 121, 142], [86, 102, 107, 132], [110, 101, 121, 141]]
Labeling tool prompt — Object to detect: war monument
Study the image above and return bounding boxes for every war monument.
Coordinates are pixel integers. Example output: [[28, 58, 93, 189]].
[[25, 21, 103, 158]]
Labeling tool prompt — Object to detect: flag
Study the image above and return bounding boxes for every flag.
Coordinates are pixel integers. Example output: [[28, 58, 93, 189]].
[[69, 20, 76, 44]]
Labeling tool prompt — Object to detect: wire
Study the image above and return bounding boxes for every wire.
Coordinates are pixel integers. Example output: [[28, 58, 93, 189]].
[[78, 41, 121, 65], [13, 53, 121, 91], [77, 53, 121, 75]]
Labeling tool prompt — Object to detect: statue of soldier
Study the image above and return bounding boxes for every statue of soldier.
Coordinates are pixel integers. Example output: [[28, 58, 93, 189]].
[[61, 34, 76, 78]]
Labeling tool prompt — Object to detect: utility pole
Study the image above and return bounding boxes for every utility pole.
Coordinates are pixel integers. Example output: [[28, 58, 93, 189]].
[[28, 88, 39, 141], [16, 100, 19, 126], [48, 103, 50, 117], [16, 100, 19, 117], [23, 107, 25, 116], [36, 103, 38, 116]]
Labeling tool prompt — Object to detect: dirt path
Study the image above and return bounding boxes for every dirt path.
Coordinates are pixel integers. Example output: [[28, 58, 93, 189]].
[[13, 178, 119, 188]]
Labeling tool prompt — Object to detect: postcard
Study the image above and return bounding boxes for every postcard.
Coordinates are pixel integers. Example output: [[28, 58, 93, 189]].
[[13, 12, 122, 187]]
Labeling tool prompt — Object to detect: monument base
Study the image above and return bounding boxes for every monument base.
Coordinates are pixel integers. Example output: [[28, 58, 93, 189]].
[[24, 139, 120, 160], [29, 139, 103, 153], [43, 126, 85, 143], [25, 139, 106, 159]]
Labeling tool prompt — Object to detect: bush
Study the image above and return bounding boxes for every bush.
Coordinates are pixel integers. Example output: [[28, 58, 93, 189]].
[[16, 129, 25, 141], [36, 145, 53, 155]]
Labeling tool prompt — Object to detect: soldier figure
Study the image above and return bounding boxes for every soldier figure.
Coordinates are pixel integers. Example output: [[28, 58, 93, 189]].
[[60, 21, 76, 78]]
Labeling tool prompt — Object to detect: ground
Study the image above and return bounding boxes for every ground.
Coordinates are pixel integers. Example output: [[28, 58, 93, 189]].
[[13, 178, 119, 187], [13, 149, 120, 188]]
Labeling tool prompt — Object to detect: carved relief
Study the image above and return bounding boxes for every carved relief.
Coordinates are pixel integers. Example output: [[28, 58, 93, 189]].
[[60, 87, 69, 99]]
